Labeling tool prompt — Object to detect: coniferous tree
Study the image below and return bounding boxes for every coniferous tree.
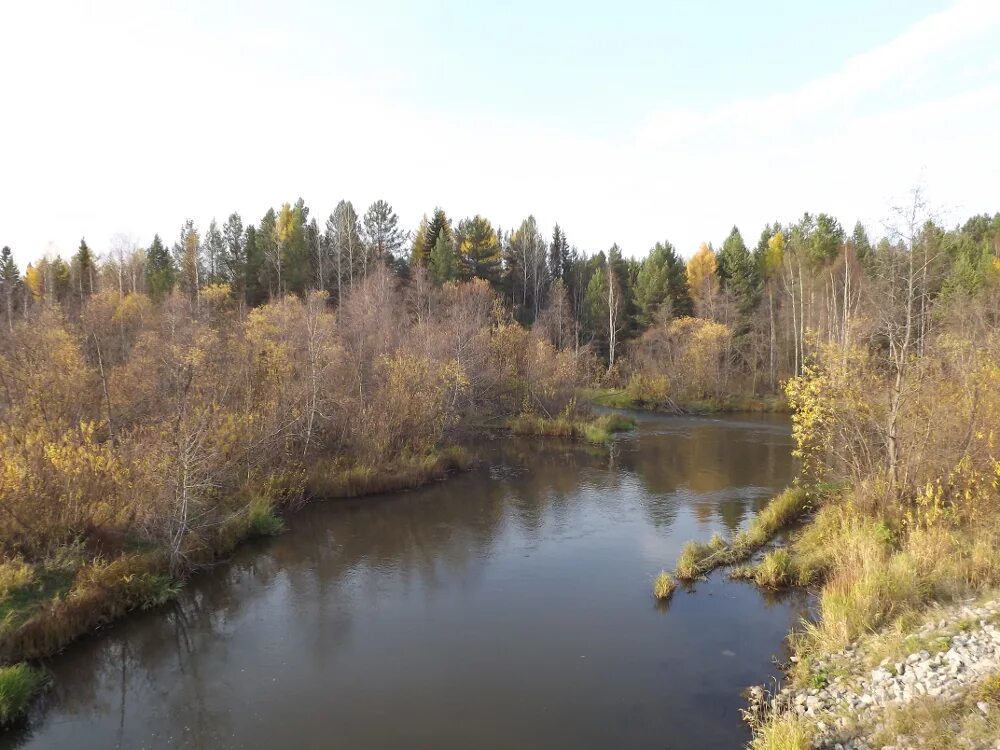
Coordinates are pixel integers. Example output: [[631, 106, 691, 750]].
[[73, 238, 97, 303], [429, 233, 458, 284], [425, 207, 452, 258], [549, 224, 569, 281], [0, 246, 19, 331], [717, 226, 760, 315], [244, 224, 267, 306], [363, 200, 406, 266], [221, 213, 246, 299], [144, 233, 175, 300], [850, 220, 873, 265], [202, 218, 224, 285], [257, 208, 280, 298], [633, 240, 690, 325], [410, 214, 431, 268], [276, 199, 310, 296], [456, 215, 501, 284]]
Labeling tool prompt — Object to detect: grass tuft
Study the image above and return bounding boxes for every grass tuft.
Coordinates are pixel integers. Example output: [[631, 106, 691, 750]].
[[0, 663, 49, 724], [652, 570, 677, 600], [246, 495, 285, 537], [746, 712, 813, 750]]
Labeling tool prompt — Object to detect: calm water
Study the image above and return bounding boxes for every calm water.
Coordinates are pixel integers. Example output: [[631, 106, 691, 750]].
[[4, 412, 806, 750]]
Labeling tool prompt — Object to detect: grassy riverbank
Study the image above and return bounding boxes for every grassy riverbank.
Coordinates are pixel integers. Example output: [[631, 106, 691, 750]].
[[0, 444, 475, 723]]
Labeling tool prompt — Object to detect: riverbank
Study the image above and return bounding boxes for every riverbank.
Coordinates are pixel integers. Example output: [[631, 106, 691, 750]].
[[748, 595, 1000, 750], [731, 479, 1000, 749], [0, 409, 633, 725], [0, 445, 476, 723]]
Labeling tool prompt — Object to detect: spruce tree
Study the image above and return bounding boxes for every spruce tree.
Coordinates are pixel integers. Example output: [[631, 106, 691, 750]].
[[429, 233, 458, 284], [0, 246, 19, 330], [144, 233, 175, 299], [72, 238, 97, 302], [549, 224, 569, 280]]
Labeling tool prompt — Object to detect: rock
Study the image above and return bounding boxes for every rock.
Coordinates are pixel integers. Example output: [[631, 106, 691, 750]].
[[978, 701, 990, 716]]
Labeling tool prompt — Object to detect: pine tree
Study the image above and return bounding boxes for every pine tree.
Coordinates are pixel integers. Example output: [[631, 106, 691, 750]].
[[144, 233, 175, 300], [363, 199, 406, 266], [633, 240, 690, 325]]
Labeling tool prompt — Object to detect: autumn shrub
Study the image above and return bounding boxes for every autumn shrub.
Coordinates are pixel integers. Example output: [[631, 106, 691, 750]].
[[628, 316, 734, 403], [624, 373, 671, 407]]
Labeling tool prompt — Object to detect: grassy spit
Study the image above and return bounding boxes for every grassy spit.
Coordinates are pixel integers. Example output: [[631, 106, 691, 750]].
[[507, 412, 636, 444], [673, 487, 812, 581], [579, 387, 789, 415]]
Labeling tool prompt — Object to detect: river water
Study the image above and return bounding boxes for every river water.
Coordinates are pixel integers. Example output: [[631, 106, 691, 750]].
[[4, 412, 806, 750]]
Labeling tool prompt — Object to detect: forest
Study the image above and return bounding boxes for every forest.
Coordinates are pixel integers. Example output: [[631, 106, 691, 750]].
[[0, 193, 999, 741]]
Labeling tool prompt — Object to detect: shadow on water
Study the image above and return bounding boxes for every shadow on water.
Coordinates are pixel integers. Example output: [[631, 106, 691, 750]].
[[3, 412, 807, 750]]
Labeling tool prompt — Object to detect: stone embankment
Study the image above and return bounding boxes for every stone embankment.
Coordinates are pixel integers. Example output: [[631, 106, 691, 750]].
[[749, 599, 1000, 750]]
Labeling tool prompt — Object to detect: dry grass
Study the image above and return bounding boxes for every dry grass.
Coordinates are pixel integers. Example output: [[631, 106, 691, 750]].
[[307, 447, 472, 498], [652, 571, 677, 600], [872, 691, 1000, 750], [746, 712, 813, 750]]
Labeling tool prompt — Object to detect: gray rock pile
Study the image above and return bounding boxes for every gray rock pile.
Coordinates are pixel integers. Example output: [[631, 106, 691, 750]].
[[749, 599, 1000, 750]]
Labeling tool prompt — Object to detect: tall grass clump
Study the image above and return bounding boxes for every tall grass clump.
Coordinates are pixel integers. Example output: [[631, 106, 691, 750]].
[[245, 495, 285, 537], [652, 571, 677, 600], [580, 413, 636, 444], [752, 549, 795, 589], [0, 663, 49, 724]]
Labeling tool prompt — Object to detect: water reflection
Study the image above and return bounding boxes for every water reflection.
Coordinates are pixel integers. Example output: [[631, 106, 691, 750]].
[[4, 413, 804, 750]]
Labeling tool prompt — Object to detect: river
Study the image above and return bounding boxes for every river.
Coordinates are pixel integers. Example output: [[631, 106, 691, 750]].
[[3, 412, 806, 750]]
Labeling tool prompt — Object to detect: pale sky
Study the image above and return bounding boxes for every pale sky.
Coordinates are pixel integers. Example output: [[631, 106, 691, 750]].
[[2, 0, 999, 266]]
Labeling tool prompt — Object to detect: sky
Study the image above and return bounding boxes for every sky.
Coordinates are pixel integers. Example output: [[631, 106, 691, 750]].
[[1, 0, 999, 266]]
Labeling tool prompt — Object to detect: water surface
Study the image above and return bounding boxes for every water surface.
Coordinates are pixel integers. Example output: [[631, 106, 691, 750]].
[[5, 413, 806, 750]]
